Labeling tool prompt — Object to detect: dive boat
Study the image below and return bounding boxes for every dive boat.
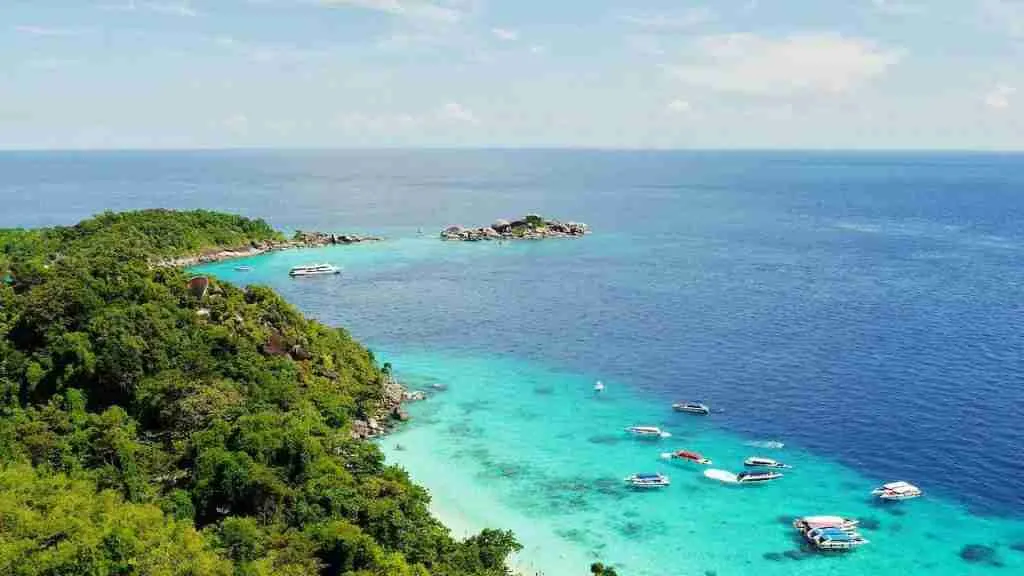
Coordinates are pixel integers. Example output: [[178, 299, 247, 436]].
[[735, 470, 783, 484], [289, 263, 341, 277], [672, 401, 710, 415], [625, 426, 671, 439], [792, 516, 860, 533], [661, 450, 712, 465], [802, 527, 869, 551], [743, 456, 791, 469], [871, 481, 922, 501], [624, 473, 670, 489]]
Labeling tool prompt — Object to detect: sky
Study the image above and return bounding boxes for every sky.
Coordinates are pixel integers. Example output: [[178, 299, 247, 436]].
[[1, 0, 1023, 150]]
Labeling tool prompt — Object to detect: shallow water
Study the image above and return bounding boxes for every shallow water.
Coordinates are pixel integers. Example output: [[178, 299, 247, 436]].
[[8, 150, 1024, 574]]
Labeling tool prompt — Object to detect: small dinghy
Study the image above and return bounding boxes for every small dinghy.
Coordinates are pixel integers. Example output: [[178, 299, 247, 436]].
[[792, 516, 860, 533], [234, 265, 253, 272], [594, 381, 605, 393], [743, 456, 791, 469], [672, 401, 710, 415], [661, 450, 712, 465], [625, 473, 670, 489], [625, 426, 671, 439], [871, 481, 922, 501], [736, 470, 783, 484]]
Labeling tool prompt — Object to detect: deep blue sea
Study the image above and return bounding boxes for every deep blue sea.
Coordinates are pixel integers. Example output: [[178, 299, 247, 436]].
[[3, 150, 1024, 574]]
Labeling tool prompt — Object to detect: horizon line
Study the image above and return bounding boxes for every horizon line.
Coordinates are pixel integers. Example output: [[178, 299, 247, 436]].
[[0, 145, 1023, 154]]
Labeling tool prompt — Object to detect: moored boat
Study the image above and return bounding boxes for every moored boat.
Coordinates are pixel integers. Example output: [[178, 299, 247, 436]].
[[871, 481, 922, 501], [625, 426, 671, 439], [234, 265, 253, 271], [624, 473, 670, 489], [743, 456, 791, 469], [289, 263, 341, 277], [672, 401, 710, 415], [735, 470, 783, 484], [802, 527, 870, 551], [792, 515, 860, 533], [661, 450, 712, 465]]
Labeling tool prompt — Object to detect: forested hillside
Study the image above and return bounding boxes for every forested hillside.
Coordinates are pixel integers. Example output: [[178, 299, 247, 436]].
[[0, 210, 519, 575]]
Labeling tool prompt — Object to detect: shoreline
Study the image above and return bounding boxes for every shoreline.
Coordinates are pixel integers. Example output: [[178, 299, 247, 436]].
[[161, 232, 382, 268]]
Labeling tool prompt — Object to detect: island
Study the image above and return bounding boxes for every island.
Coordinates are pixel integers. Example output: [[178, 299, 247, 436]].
[[0, 210, 524, 576], [441, 214, 589, 241]]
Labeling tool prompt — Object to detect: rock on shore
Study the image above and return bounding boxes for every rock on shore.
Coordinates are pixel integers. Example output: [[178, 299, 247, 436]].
[[441, 214, 589, 242], [158, 231, 381, 267]]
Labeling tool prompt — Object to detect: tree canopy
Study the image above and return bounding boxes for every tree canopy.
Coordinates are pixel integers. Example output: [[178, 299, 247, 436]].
[[0, 210, 521, 575]]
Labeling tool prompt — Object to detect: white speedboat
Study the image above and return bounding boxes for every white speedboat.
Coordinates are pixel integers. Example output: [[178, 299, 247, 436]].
[[594, 381, 605, 392], [792, 516, 860, 533], [661, 449, 712, 465], [871, 481, 922, 501], [625, 473, 670, 489], [289, 263, 341, 277], [672, 401, 710, 415], [743, 456, 791, 469], [736, 470, 783, 484], [625, 426, 671, 439], [234, 265, 253, 272], [803, 527, 869, 551]]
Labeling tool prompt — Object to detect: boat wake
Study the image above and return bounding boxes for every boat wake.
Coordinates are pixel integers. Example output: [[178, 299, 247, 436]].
[[744, 440, 785, 449], [703, 469, 739, 484]]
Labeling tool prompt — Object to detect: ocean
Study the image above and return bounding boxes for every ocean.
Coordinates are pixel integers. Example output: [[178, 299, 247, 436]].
[[3, 150, 1024, 574]]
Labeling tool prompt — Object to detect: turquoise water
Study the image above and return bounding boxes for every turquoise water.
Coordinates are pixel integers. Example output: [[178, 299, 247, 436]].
[[196, 240, 1024, 575], [14, 149, 1024, 574]]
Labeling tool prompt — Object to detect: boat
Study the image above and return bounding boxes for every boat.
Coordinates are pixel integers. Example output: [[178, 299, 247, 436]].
[[625, 426, 671, 439], [735, 470, 783, 483], [743, 456, 791, 469], [594, 381, 605, 392], [234, 265, 253, 272], [661, 450, 712, 465], [802, 527, 869, 551], [672, 401, 710, 415], [792, 516, 860, 533], [871, 481, 922, 501], [289, 263, 341, 277], [624, 473, 670, 489]]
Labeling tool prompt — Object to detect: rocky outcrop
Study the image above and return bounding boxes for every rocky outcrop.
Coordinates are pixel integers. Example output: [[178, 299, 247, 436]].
[[157, 232, 382, 268], [350, 375, 413, 440], [441, 214, 589, 242]]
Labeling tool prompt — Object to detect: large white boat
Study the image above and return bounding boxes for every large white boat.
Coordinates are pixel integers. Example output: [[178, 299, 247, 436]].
[[672, 401, 710, 415], [792, 515, 860, 533], [625, 426, 671, 439], [871, 481, 922, 501], [624, 473, 670, 489], [743, 456, 791, 469], [802, 527, 869, 551], [289, 263, 341, 277]]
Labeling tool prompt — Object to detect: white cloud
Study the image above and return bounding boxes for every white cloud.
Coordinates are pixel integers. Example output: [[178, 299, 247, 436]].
[[13, 25, 90, 37], [984, 84, 1015, 109], [980, 0, 1024, 37], [667, 33, 901, 97], [621, 8, 716, 31], [491, 27, 518, 41], [438, 101, 479, 124], [666, 99, 692, 114], [319, 0, 463, 23], [223, 113, 249, 134], [144, 2, 199, 17], [869, 0, 926, 16]]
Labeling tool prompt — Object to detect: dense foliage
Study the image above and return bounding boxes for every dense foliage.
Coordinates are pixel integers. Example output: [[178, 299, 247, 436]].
[[0, 210, 520, 575]]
